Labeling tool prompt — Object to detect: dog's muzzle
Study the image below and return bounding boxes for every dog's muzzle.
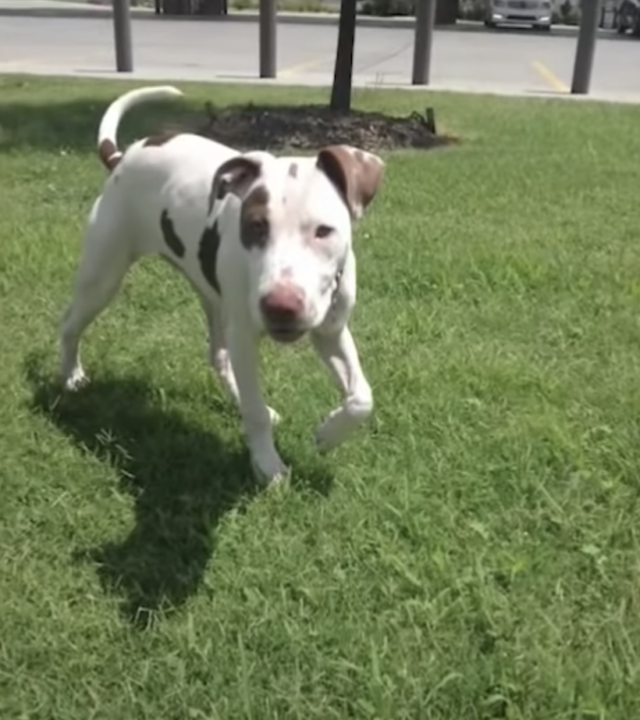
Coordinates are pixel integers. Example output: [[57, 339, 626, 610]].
[[260, 283, 308, 343]]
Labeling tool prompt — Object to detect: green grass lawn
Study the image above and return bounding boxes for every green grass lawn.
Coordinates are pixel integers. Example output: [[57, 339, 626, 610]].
[[2, 75, 640, 719]]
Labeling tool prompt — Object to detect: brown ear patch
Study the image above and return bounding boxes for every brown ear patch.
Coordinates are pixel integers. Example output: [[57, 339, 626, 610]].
[[240, 185, 270, 251], [316, 145, 384, 220], [198, 221, 221, 293], [208, 155, 262, 215], [160, 209, 186, 258]]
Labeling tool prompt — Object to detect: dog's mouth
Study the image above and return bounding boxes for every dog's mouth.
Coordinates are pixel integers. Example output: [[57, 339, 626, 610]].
[[266, 326, 308, 344]]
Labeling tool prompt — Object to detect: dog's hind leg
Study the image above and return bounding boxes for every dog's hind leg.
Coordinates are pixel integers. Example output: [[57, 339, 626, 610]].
[[59, 198, 135, 390]]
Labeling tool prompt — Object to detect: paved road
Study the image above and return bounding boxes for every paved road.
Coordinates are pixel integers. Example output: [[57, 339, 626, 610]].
[[1, 14, 640, 99]]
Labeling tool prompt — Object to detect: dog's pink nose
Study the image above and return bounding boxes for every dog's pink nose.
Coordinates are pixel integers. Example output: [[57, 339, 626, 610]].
[[260, 284, 305, 328]]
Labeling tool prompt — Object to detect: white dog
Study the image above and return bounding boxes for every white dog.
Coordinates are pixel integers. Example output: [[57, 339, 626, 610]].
[[59, 86, 385, 485]]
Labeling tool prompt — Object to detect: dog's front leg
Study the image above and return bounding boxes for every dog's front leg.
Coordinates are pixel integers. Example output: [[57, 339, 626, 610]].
[[311, 325, 373, 453], [227, 323, 288, 485]]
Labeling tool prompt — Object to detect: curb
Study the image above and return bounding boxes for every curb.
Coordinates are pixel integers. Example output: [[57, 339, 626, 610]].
[[2, 64, 640, 105], [0, 3, 621, 37]]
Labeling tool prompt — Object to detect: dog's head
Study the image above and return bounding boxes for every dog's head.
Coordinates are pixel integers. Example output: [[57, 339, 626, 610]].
[[211, 145, 384, 343]]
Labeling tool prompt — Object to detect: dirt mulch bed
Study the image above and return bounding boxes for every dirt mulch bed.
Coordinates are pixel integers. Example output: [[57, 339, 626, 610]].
[[189, 103, 458, 152]]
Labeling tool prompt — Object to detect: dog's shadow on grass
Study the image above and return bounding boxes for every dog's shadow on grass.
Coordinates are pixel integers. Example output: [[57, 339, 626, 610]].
[[26, 358, 334, 627]]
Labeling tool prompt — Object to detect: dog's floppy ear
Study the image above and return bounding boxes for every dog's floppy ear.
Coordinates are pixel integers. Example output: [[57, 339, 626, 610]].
[[316, 145, 385, 221], [209, 155, 262, 211]]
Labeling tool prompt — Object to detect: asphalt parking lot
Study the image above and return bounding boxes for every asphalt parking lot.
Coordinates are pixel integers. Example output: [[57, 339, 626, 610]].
[[1, 10, 640, 100]]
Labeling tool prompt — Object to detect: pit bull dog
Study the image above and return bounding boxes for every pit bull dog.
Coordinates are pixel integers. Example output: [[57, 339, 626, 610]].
[[59, 86, 385, 485]]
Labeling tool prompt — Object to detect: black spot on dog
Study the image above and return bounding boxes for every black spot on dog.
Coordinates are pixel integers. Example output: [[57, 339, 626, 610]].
[[160, 210, 186, 259], [198, 221, 221, 293]]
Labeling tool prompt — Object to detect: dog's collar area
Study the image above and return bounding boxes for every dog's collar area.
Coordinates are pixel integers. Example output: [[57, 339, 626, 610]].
[[330, 267, 344, 308]]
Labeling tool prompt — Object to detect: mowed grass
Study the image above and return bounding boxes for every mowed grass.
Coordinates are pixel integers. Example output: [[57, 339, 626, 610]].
[[2, 74, 640, 719]]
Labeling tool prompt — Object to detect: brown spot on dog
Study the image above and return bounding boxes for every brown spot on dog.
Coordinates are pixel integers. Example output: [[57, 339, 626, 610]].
[[143, 132, 179, 148], [288, 162, 298, 179], [354, 149, 366, 163], [240, 185, 270, 251], [198, 221, 221, 293], [98, 138, 122, 172], [209, 155, 262, 212], [160, 209, 186, 258], [316, 145, 385, 220]]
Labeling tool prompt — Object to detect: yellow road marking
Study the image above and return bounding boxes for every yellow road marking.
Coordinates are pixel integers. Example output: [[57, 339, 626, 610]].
[[279, 55, 331, 78], [532, 60, 569, 93]]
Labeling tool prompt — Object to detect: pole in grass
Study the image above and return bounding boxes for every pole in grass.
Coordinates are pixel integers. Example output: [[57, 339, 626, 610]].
[[412, 0, 437, 85], [112, 0, 133, 72], [260, 0, 277, 78], [330, 0, 357, 111], [571, 0, 602, 94]]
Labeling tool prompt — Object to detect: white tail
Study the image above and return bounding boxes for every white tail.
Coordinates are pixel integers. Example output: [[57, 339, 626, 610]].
[[97, 85, 183, 171]]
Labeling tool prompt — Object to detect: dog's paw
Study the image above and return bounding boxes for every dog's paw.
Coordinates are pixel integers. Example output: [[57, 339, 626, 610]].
[[315, 398, 373, 453], [314, 417, 341, 454], [63, 367, 89, 391], [250, 453, 290, 487], [267, 406, 281, 427], [314, 408, 353, 453]]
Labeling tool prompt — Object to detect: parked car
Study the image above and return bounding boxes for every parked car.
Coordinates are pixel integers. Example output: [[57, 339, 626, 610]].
[[616, 0, 640, 34], [484, 0, 553, 30]]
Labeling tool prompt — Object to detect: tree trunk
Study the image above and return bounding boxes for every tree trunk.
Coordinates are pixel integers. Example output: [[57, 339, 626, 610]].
[[198, 0, 227, 13], [330, 0, 357, 112], [435, 0, 458, 24]]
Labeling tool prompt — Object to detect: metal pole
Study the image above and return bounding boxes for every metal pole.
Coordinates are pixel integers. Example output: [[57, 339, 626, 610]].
[[330, 0, 357, 111], [571, 0, 602, 94], [112, 0, 133, 72], [412, 0, 437, 85], [259, 0, 277, 78]]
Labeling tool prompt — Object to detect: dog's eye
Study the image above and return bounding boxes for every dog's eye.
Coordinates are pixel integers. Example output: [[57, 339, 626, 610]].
[[315, 225, 333, 239], [250, 218, 269, 236]]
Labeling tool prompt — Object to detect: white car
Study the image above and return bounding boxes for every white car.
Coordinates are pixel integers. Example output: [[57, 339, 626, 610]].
[[485, 0, 553, 30]]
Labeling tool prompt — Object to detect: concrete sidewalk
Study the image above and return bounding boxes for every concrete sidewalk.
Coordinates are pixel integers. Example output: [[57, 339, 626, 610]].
[[0, 0, 616, 36]]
